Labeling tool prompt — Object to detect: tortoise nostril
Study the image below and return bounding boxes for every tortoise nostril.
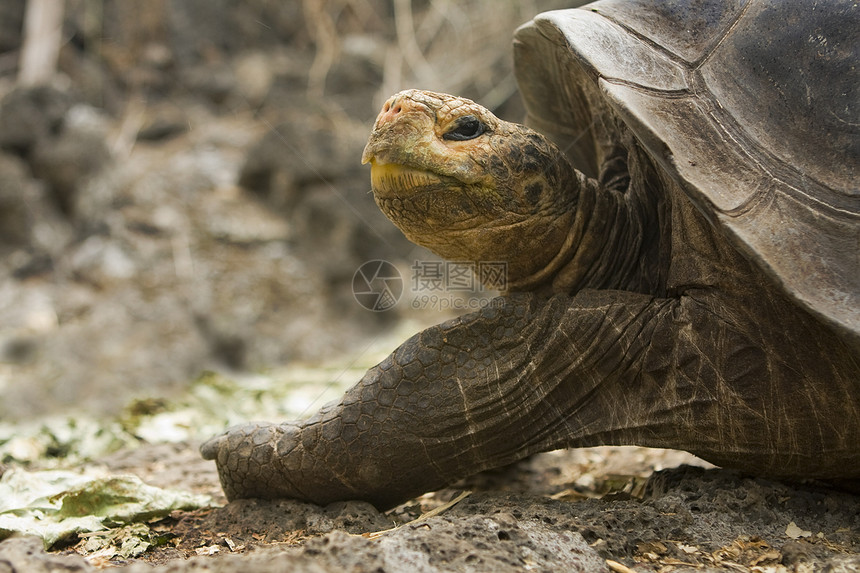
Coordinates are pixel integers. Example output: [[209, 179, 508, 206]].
[[377, 98, 408, 125]]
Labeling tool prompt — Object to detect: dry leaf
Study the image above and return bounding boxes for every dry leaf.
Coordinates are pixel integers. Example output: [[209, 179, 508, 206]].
[[606, 559, 637, 573], [750, 549, 781, 566], [195, 545, 220, 556], [785, 521, 812, 539], [637, 540, 668, 555]]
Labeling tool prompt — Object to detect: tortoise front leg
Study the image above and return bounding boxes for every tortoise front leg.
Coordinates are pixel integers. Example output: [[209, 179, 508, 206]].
[[201, 293, 545, 507], [201, 290, 860, 509], [200, 291, 663, 508]]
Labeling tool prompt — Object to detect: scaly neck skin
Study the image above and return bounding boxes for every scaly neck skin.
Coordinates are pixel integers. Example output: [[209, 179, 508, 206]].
[[399, 190, 582, 294], [417, 149, 593, 297], [499, 170, 593, 295]]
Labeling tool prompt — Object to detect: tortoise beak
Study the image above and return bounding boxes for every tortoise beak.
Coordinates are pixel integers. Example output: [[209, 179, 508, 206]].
[[361, 142, 376, 165], [361, 129, 402, 167]]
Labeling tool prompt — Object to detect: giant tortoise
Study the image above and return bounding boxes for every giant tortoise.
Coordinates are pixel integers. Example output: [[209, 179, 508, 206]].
[[202, 0, 859, 509]]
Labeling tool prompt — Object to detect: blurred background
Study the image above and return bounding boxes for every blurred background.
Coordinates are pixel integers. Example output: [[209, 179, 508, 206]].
[[0, 0, 574, 422]]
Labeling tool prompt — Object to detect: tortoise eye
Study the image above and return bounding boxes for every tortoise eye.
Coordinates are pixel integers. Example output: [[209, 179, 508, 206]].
[[443, 115, 487, 141]]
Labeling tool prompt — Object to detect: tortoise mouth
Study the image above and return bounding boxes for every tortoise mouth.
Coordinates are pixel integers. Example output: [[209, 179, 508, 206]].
[[370, 161, 490, 234], [370, 162, 455, 199]]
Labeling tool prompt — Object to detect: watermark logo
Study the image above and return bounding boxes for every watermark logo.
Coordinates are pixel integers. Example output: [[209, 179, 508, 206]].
[[352, 259, 507, 312], [352, 260, 404, 311]]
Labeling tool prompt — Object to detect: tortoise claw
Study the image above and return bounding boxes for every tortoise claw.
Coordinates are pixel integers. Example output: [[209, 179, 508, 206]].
[[199, 431, 224, 460], [200, 422, 304, 501]]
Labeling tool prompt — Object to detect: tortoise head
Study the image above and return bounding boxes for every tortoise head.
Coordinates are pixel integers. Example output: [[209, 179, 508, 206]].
[[362, 89, 579, 291]]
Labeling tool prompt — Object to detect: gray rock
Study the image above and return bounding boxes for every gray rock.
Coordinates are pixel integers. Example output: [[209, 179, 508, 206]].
[[31, 107, 112, 216], [0, 153, 34, 245], [0, 0, 23, 53], [0, 86, 73, 155], [0, 536, 91, 572]]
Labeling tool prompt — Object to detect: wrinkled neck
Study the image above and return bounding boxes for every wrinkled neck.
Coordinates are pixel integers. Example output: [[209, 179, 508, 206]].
[[501, 173, 587, 295], [502, 210, 580, 294]]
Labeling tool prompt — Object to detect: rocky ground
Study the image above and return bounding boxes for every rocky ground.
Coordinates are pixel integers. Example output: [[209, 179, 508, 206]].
[[1, 442, 859, 572], [0, 2, 857, 572]]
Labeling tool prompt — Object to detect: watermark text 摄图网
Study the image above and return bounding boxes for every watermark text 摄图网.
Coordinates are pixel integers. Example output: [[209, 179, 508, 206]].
[[410, 260, 507, 292], [352, 259, 507, 312]]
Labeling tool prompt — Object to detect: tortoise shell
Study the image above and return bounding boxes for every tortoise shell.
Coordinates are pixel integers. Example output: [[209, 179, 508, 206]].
[[514, 0, 859, 342]]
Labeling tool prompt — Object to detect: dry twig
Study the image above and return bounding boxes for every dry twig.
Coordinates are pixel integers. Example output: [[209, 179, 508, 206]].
[[19, 0, 65, 86], [364, 490, 472, 540]]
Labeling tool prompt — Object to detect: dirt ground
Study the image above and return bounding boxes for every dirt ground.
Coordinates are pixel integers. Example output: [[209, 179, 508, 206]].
[[0, 2, 858, 572], [1, 442, 858, 572]]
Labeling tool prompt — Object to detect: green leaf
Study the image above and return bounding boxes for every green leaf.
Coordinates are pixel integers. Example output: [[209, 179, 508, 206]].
[[0, 469, 210, 549]]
